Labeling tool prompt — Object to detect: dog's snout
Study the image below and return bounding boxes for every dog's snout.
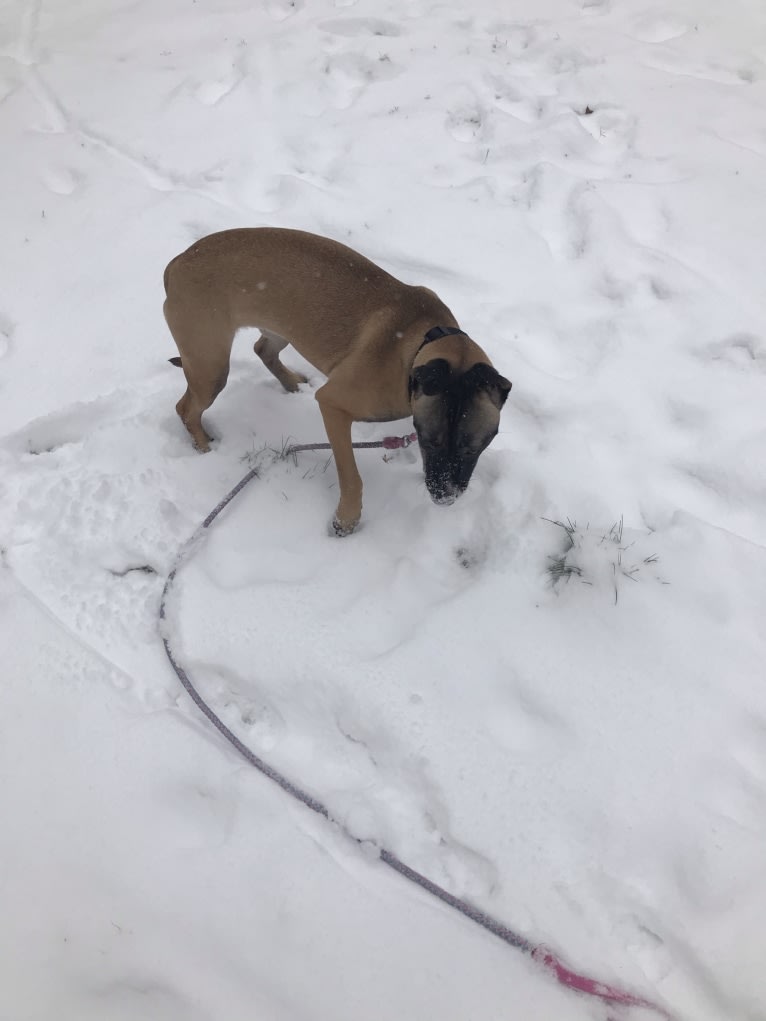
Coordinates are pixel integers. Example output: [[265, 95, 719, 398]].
[[430, 486, 459, 506], [423, 452, 471, 506]]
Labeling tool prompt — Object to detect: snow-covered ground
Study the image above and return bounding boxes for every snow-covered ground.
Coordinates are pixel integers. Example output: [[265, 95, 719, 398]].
[[2, 0, 766, 1018]]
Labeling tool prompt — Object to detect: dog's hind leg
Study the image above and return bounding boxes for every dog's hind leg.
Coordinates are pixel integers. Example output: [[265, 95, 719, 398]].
[[165, 300, 233, 451], [254, 330, 309, 393]]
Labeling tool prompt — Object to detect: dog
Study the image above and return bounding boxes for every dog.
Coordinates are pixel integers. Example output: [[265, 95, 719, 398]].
[[163, 227, 511, 535]]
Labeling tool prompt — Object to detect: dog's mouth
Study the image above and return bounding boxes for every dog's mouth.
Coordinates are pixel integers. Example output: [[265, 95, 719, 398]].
[[424, 475, 467, 506]]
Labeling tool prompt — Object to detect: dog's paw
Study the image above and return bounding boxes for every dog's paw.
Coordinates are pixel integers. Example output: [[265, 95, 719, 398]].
[[280, 370, 310, 393], [192, 434, 219, 453], [330, 515, 359, 537]]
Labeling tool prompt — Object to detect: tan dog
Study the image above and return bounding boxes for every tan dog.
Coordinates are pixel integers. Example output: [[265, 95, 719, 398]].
[[163, 228, 511, 534]]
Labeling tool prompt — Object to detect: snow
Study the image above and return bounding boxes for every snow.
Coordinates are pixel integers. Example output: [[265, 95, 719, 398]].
[[1, 0, 765, 1018]]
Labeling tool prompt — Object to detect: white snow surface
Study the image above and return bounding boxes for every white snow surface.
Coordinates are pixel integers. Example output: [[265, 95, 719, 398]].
[[1, 0, 766, 1018]]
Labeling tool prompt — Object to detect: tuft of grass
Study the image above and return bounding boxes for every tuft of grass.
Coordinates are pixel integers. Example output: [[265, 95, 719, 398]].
[[542, 516, 578, 548], [543, 514, 665, 602], [543, 517, 589, 587], [546, 554, 587, 584], [240, 437, 333, 480]]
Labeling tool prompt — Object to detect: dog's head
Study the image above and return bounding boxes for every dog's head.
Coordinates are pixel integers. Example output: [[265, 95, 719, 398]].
[[409, 351, 511, 505]]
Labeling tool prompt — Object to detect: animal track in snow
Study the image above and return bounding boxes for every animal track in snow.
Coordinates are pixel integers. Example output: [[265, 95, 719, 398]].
[[446, 104, 489, 144], [0, 75, 18, 105], [194, 69, 243, 107], [731, 718, 766, 786], [42, 165, 81, 196], [1, 0, 41, 65], [2, 390, 139, 455], [645, 51, 757, 86], [580, 0, 610, 14], [485, 75, 544, 123], [627, 15, 689, 43], [330, 711, 498, 898], [264, 0, 303, 22], [701, 332, 766, 372], [24, 84, 242, 213], [320, 52, 401, 110], [24, 65, 68, 133], [319, 18, 401, 38], [576, 104, 637, 154], [474, 19, 538, 55], [0, 313, 14, 358], [162, 772, 241, 851], [675, 728, 766, 914], [486, 677, 567, 756], [196, 664, 287, 750], [708, 768, 766, 835]]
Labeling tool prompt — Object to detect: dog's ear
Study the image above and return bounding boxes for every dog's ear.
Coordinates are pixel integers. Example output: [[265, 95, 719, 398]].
[[409, 358, 452, 398], [464, 363, 512, 408]]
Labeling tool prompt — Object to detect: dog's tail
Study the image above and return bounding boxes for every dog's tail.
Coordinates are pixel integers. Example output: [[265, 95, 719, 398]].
[[168, 356, 183, 367]]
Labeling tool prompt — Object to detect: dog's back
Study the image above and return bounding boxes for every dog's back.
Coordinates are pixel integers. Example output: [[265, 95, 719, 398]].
[[164, 227, 446, 371]]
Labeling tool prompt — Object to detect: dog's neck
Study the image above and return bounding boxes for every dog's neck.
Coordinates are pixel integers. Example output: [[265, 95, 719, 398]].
[[417, 325, 467, 354], [409, 323, 493, 383]]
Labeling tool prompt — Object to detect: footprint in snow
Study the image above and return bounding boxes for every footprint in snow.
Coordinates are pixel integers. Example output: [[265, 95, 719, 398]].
[[485, 75, 544, 123], [319, 17, 401, 37], [264, 0, 303, 22], [575, 103, 637, 154], [0, 314, 14, 358], [580, 0, 609, 13], [674, 734, 766, 911], [487, 677, 567, 756], [2, 390, 138, 455], [320, 52, 401, 110], [200, 665, 287, 750], [627, 14, 689, 43], [732, 718, 766, 786], [42, 165, 81, 196], [610, 915, 673, 984], [446, 104, 489, 143], [194, 69, 243, 107], [476, 20, 538, 54], [0, 75, 17, 104], [701, 332, 766, 372]]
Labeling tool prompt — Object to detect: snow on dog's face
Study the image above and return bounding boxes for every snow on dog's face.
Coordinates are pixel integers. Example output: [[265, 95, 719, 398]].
[[409, 359, 511, 505]]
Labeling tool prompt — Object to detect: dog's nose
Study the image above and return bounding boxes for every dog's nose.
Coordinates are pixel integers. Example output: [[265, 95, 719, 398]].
[[426, 478, 459, 505]]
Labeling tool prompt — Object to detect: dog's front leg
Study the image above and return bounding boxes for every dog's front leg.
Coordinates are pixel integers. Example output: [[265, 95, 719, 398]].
[[316, 395, 362, 536]]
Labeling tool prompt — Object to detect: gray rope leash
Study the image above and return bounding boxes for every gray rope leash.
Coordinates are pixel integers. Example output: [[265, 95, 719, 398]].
[[159, 434, 672, 1020]]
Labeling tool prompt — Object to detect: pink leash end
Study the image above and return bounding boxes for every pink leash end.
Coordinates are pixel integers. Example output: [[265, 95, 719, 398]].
[[382, 432, 417, 450], [531, 947, 672, 1019]]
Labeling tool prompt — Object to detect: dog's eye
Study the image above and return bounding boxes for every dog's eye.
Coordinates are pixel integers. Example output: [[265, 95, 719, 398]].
[[458, 431, 496, 457]]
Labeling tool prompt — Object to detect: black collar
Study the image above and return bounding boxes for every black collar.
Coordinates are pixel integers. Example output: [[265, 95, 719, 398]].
[[417, 325, 467, 356]]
